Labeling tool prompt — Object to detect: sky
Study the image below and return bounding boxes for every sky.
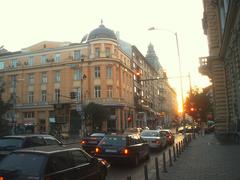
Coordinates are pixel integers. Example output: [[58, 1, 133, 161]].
[[0, 0, 211, 110]]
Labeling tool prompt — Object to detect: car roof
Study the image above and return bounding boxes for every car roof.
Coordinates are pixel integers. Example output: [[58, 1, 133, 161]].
[[2, 134, 56, 139], [142, 129, 160, 132], [160, 129, 172, 132], [12, 145, 83, 155]]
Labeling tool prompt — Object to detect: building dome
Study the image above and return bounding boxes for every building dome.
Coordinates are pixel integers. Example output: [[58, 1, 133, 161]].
[[87, 24, 117, 41]]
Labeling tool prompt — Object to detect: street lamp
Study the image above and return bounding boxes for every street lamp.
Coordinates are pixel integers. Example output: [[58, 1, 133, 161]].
[[148, 27, 185, 134]]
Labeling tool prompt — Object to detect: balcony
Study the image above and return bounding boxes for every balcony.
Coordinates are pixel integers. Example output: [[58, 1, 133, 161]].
[[199, 56, 211, 77]]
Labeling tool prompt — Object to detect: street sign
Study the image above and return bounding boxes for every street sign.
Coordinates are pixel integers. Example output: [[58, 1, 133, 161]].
[[76, 104, 82, 112]]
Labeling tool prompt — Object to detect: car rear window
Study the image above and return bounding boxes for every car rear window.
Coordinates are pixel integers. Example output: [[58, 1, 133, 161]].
[[0, 138, 24, 150], [141, 131, 159, 137], [0, 152, 46, 176], [90, 133, 105, 137], [99, 136, 126, 146]]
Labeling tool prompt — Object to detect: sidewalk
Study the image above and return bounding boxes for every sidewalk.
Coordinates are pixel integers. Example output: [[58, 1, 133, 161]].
[[150, 133, 240, 180]]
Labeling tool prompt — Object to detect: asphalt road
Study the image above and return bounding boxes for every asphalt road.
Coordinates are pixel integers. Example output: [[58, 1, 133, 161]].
[[106, 133, 184, 180]]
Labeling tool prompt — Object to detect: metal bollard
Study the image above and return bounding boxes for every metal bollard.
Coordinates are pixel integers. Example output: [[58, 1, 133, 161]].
[[168, 149, 173, 167], [162, 152, 167, 173], [127, 176, 131, 180], [181, 140, 184, 152], [178, 142, 181, 155], [173, 145, 177, 161], [176, 143, 179, 158], [155, 157, 160, 180], [144, 164, 149, 180]]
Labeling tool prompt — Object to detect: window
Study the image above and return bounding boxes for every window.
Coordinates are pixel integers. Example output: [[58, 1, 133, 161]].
[[95, 48, 100, 58], [55, 71, 61, 82], [74, 69, 81, 80], [28, 91, 34, 103], [11, 59, 18, 68], [105, 47, 110, 57], [27, 56, 34, 66], [107, 86, 113, 98], [71, 150, 89, 166], [41, 72, 47, 83], [74, 50, 81, 60], [95, 66, 100, 78], [55, 89, 60, 102], [74, 88, 81, 102], [28, 74, 34, 84], [24, 137, 46, 148], [54, 53, 61, 63], [95, 86, 101, 98], [46, 152, 72, 173], [40, 55, 47, 64], [0, 61, 4, 69], [24, 112, 35, 118], [106, 66, 112, 78], [41, 90, 47, 102]]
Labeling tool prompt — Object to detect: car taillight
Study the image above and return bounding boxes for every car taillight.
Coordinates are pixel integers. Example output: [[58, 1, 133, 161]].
[[121, 148, 129, 155], [95, 147, 102, 154], [0, 176, 4, 180], [81, 140, 87, 145]]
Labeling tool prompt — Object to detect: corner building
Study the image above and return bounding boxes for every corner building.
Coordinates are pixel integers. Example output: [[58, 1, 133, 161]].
[[0, 23, 177, 135], [199, 0, 240, 140]]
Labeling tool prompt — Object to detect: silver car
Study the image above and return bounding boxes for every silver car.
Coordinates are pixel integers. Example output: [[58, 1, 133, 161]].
[[140, 129, 167, 150]]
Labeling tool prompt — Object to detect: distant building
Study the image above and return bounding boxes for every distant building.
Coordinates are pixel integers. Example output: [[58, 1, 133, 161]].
[[199, 0, 240, 140]]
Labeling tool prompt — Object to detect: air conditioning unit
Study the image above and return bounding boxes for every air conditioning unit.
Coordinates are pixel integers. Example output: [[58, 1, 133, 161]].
[[24, 61, 29, 65]]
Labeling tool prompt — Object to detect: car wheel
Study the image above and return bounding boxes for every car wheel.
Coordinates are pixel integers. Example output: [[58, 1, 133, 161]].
[[99, 169, 106, 180]]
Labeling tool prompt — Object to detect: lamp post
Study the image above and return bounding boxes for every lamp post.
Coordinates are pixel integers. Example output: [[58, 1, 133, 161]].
[[148, 27, 185, 134]]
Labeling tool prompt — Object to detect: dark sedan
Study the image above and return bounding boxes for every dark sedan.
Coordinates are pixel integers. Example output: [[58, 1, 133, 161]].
[[0, 134, 62, 161], [0, 146, 110, 180], [94, 134, 149, 166], [81, 132, 106, 155]]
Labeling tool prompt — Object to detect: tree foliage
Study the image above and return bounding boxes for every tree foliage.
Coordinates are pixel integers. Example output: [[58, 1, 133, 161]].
[[184, 87, 213, 122], [0, 83, 12, 136], [84, 102, 110, 130]]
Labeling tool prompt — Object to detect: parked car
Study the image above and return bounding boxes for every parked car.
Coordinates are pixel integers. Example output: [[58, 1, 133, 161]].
[[0, 145, 110, 180], [140, 129, 167, 150], [95, 134, 149, 166], [0, 134, 62, 161], [160, 129, 175, 145], [123, 127, 142, 136], [81, 132, 106, 155]]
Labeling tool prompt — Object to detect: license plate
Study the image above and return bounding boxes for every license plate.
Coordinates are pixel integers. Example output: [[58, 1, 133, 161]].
[[105, 149, 117, 153]]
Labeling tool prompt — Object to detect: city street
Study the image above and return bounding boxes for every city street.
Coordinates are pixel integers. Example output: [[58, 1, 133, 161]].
[[106, 133, 184, 180]]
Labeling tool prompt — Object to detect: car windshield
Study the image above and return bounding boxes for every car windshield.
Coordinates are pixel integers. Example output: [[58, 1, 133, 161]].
[[99, 136, 126, 146], [0, 138, 24, 150], [141, 131, 159, 137], [0, 153, 46, 177]]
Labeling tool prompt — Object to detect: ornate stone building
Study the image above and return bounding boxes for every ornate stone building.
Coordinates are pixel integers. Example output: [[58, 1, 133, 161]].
[[0, 23, 177, 135], [199, 0, 240, 139]]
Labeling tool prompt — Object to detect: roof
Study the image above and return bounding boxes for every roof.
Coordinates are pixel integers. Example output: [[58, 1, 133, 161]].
[[83, 24, 117, 42], [2, 134, 56, 139], [13, 145, 82, 154]]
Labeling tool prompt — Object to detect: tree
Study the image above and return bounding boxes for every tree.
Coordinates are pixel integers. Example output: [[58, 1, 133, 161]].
[[0, 83, 12, 136], [184, 87, 213, 123], [84, 102, 110, 131]]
